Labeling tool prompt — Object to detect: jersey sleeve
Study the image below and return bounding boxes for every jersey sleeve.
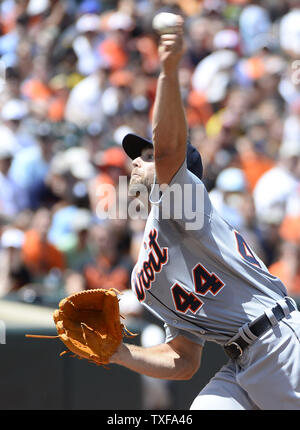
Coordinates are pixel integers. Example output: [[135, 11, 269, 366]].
[[164, 322, 206, 347], [149, 158, 212, 232]]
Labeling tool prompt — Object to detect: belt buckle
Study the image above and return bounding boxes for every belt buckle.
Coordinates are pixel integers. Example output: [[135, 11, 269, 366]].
[[224, 341, 243, 360]]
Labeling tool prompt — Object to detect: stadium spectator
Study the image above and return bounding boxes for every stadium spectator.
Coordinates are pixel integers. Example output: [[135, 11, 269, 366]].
[[83, 221, 133, 291], [0, 138, 29, 216], [21, 207, 65, 280]]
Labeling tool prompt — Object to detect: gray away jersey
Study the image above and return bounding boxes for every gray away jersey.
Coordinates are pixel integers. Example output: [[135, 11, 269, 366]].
[[131, 159, 287, 347]]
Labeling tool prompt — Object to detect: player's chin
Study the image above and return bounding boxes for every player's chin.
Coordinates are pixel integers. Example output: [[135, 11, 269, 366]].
[[129, 175, 140, 186], [129, 176, 151, 197], [129, 177, 142, 193]]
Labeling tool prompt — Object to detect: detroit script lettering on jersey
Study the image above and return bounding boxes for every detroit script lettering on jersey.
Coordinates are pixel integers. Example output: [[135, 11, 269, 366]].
[[133, 228, 168, 301]]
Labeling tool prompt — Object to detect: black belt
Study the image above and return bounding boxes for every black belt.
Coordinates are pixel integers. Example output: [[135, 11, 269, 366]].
[[224, 298, 296, 360]]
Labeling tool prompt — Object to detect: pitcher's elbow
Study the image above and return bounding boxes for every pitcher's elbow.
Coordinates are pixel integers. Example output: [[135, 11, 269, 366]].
[[182, 367, 199, 380], [176, 360, 200, 380]]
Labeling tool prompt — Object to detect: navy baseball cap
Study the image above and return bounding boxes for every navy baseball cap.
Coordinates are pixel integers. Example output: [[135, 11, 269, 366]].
[[122, 133, 203, 180]]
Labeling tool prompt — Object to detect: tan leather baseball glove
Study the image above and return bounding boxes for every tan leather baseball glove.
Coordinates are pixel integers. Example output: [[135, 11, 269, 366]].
[[26, 288, 133, 365]]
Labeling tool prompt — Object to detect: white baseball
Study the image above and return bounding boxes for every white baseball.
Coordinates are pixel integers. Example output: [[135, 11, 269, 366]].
[[152, 12, 179, 34]]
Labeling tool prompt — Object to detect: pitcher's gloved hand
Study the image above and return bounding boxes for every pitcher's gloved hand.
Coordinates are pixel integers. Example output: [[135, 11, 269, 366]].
[[26, 288, 135, 366]]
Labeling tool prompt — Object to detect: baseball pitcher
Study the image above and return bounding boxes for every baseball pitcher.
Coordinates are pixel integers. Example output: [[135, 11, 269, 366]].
[[109, 16, 300, 410], [34, 15, 300, 410]]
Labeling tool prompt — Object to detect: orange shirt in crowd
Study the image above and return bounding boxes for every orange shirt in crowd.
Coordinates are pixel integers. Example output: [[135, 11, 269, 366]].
[[22, 230, 65, 275], [280, 215, 300, 244], [84, 255, 129, 292], [269, 260, 300, 296], [239, 149, 275, 192]]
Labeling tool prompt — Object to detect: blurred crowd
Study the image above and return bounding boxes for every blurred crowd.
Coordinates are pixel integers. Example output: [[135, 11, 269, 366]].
[[0, 0, 300, 310]]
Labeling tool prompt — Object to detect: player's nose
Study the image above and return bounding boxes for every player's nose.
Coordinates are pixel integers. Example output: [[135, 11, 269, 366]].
[[132, 156, 142, 167]]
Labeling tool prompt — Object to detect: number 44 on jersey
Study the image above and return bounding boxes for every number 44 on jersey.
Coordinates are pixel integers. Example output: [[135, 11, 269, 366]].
[[171, 230, 261, 314], [171, 263, 225, 314]]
